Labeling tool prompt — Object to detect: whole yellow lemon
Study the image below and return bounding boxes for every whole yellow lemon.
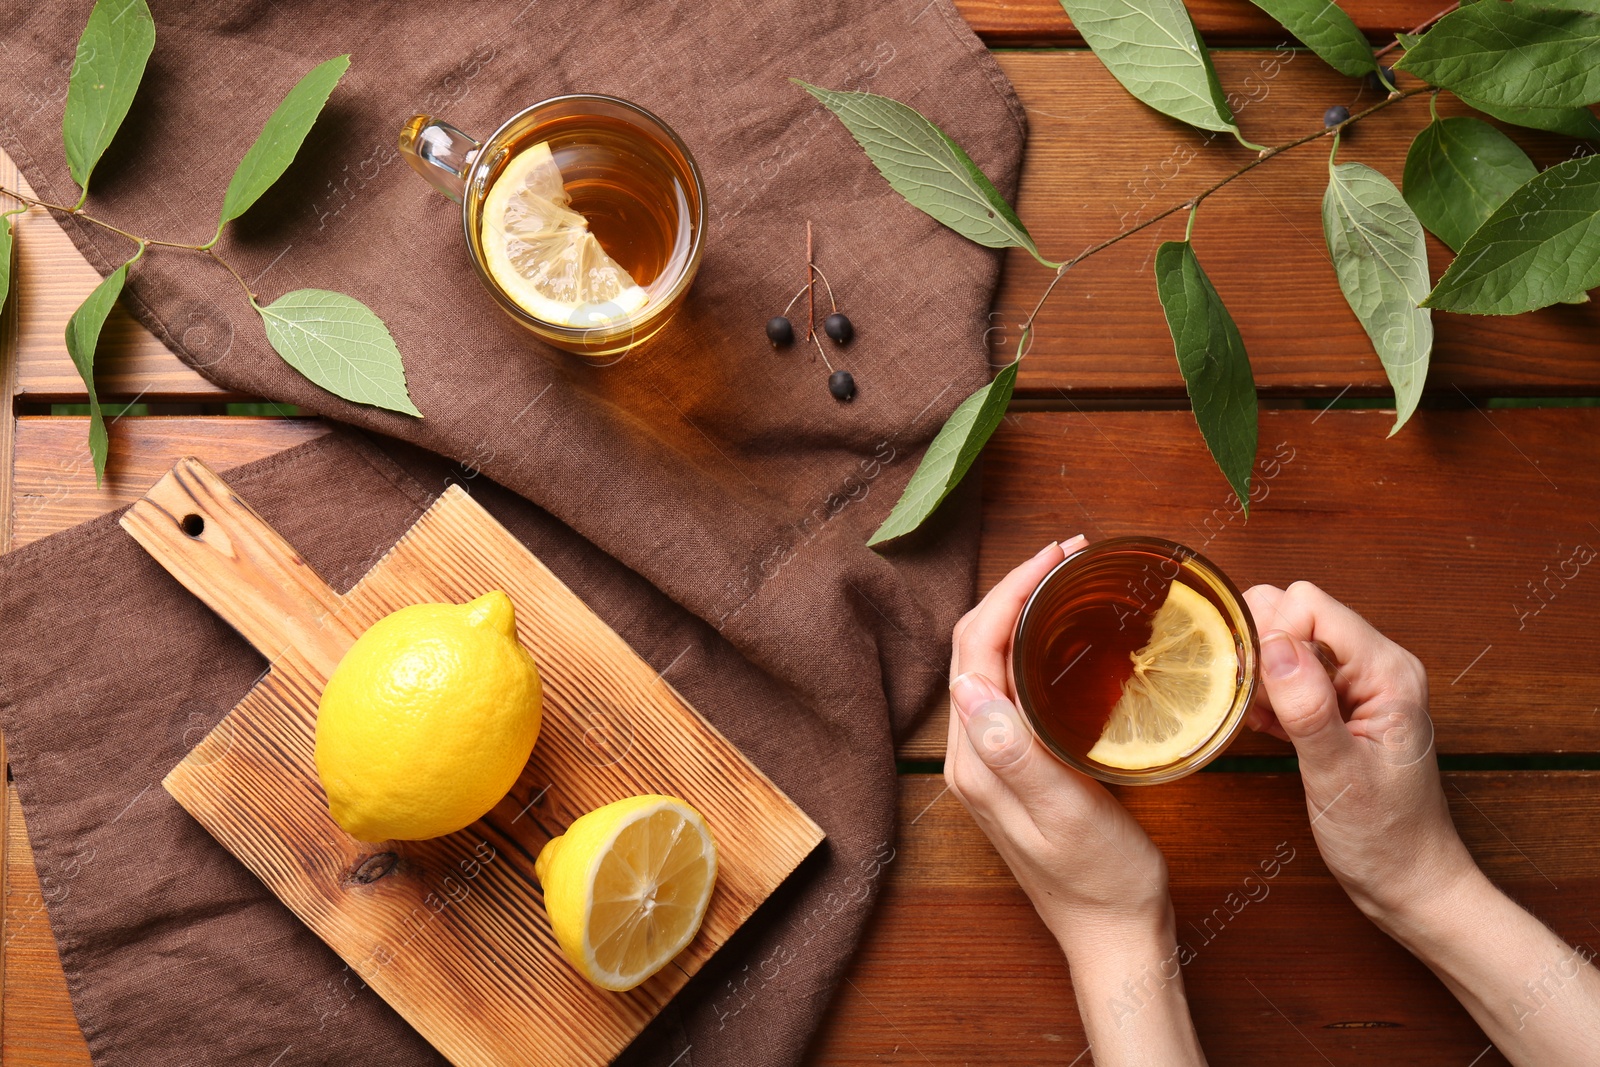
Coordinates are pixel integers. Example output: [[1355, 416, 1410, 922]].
[[315, 591, 542, 841]]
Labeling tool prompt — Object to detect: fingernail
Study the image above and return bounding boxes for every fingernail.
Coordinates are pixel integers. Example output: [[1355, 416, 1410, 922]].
[[1261, 631, 1300, 680], [969, 701, 1032, 768], [1060, 534, 1088, 552], [951, 671, 1007, 722], [950, 679, 1033, 769], [1031, 541, 1060, 561]]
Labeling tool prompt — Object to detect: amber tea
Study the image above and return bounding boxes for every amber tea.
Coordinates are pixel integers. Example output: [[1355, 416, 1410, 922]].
[[1012, 538, 1258, 785], [400, 95, 705, 358]]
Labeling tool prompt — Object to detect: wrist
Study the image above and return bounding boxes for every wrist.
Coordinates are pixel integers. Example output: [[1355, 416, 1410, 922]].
[[1365, 844, 1492, 951], [1056, 901, 1207, 1065], [1054, 897, 1179, 970]]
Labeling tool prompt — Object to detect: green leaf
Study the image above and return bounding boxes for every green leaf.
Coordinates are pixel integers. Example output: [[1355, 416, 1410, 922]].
[[64, 260, 132, 486], [1322, 158, 1433, 435], [255, 290, 422, 416], [1154, 241, 1257, 511], [0, 214, 14, 317], [793, 82, 1047, 264], [1403, 116, 1536, 252], [1246, 0, 1379, 79], [61, 0, 155, 197], [867, 361, 1018, 547], [1424, 154, 1600, 315], [1057, 0, 1247, 142], [1397, 2, 1600, 111], [217, 55, 350, 233], [1453, 93, 1600, 140]]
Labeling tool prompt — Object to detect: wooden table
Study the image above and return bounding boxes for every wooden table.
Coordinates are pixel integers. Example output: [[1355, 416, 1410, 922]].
[[4, 5, 1599, 1064]]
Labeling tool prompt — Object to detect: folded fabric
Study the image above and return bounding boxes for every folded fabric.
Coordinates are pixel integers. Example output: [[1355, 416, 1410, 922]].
[[0, 0, 1025, 1062]]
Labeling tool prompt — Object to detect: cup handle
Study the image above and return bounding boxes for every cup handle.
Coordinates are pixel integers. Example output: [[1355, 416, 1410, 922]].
[[399, 114, 480, 203]]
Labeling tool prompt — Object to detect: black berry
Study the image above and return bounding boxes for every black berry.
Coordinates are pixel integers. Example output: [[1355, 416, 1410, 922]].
[[828, 370, 856, 401], [1324, 105, 1350, 128], [1367, 66, 1396, 93], [824, 312, 854, 345], [766, 316, 794, 347]]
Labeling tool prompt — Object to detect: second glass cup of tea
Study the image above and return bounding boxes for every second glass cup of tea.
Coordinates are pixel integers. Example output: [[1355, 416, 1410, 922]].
[[1012, 537, 1259, 785], [399, 95, 705, 358]]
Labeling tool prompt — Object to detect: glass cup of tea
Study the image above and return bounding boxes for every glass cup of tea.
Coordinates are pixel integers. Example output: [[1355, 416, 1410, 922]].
[[1011, 537, 1259, 785], [399, 95, 706, 359]]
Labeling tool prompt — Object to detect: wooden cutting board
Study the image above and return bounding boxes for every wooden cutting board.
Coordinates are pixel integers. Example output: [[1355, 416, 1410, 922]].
[[120, 458, 825, 1066]]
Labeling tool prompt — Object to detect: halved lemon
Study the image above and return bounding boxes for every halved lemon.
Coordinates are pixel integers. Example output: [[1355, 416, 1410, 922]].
[[480, 141, 648, 328], [1087, 581, 1239, 770], [535, 794, 717, 992]]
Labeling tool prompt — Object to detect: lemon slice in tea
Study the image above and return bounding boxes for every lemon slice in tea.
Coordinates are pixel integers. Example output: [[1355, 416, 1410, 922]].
[[1087, 581, 1239, 770], [481, 141, 648, 328], [536, 795, 717, 992]]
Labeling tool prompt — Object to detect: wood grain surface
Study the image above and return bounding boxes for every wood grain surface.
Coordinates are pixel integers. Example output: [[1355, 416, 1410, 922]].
[[10, 62, 1600, 407], [2, 792, 90, 1067], [990, 53, 1600, 399], [955, 0, 1446, 46], [899, 407, 1600, 759], [809, 773, 1598, 1066], [135, 461, 823, 1067], [0, 152, 232, 405], [9, 416, 327, 547], [1, 138, 19, 1049]]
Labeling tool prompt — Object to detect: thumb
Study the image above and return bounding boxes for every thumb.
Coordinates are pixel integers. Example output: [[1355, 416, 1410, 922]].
[[950, 672, 1067, 802], [1258, 630, 1355, 767]]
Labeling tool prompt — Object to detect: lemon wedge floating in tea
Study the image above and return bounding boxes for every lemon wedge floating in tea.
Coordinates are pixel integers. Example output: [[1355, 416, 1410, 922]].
[[480, 140, 648, 328], [537, 795, 718, 992], [1087, 582, 1238, 770], [314, 591, 542, 842]]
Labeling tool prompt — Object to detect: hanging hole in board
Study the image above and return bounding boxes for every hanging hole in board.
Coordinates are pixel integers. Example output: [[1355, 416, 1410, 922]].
[[181, 514, 205, 538]]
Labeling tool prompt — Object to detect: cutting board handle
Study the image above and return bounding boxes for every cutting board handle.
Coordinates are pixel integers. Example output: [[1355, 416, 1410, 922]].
[[120, 457, 357, 678]]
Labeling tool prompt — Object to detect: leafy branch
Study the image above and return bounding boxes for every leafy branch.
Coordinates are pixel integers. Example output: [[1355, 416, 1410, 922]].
[[1013, 84, 1432, 360], [805, 0, 1600, 547], [0, 0, 418, 486]]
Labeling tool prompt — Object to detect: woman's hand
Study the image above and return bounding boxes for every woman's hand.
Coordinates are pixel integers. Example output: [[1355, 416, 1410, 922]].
[[948, 538, 1207, 1066], [1241, 580, 1475, 924], [1245, 581, 1600, 1066], [947, 536, 1169, 946]]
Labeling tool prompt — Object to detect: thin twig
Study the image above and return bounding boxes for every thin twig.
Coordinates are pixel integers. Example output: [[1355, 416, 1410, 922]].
[[810, 262, 839, 313], [1017, 85, 1430, 342], [208, 248, 257, 303], [805, 219, 815, 342], [1374, 1, 1461, 60], [0, 184, 209, 250], [1, 181, 263, 301]]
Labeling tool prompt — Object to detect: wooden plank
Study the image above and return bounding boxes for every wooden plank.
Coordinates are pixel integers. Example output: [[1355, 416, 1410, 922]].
[[991, 53, 1600, 398], [955, 0, 1444, 47], [15, 411, 1600, 761], [809, 772, 1597, 1065], [3, 788, 91, 1067], [9, 416, 327, 547], [0, 150, 231, 404], [1, 123, 21, 1061], [899, 406, 1600, 759], [14, 61, 1600, 407]]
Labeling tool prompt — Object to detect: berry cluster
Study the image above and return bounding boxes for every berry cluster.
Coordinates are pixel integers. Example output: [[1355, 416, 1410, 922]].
[[766, 222, 858, 402]]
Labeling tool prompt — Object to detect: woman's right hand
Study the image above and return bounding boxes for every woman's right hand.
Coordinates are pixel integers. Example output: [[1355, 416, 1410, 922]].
[[1241, 581, 1477, 926], [1246, 582, 1600, 1067]]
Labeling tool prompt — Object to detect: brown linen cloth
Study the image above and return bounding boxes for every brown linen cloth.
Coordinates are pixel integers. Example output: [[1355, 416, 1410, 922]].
[[0, 0, 1025, 1064]]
